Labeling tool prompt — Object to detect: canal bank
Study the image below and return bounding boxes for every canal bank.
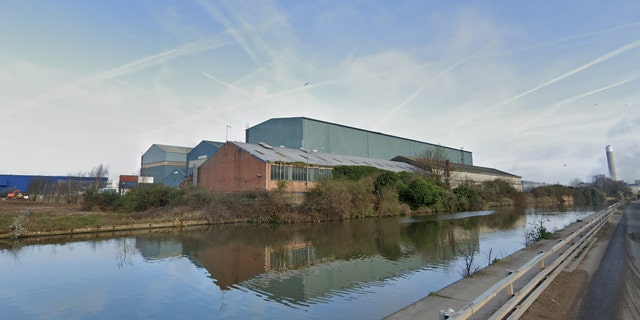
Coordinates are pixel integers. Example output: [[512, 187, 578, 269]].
[[0, 217, 211, 240], [385, 204, 621, 320], [1, 204, 612, 319]]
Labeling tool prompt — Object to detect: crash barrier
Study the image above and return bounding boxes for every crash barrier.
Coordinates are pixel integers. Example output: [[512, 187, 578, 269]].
[[439, 202, 622, 320]]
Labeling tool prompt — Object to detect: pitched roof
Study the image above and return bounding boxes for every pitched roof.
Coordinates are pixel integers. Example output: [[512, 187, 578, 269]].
[[156, 144, 193, 154], [449, 162, 521, 178], [252, 116, 469, 154], [233, 142, 421, 173], [200, 140, 225, 148], [391, 155, 520, 178]]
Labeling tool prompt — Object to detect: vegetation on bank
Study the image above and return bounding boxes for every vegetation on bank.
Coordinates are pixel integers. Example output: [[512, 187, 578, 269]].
[[529, 174, 632, 207], [79, 166, 527, 223], [3, 166, 633, 238]]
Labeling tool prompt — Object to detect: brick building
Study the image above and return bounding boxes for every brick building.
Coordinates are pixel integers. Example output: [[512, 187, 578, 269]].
[[197, 141, 420, 193]]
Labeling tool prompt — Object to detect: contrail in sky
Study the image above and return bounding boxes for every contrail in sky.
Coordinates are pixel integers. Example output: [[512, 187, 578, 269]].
[[498, 21, 640, 57], [4, 36, 231, 119], [554, 72, 640, 106], [488, 38, 640, 111], [197, 0, 262, 67], [37, 35, 233, 112], [198, 69, 253, 98], [85, 36, 232, 84], [513, 72, 640, 135], [372, 58, 469, 130], [373, 42, 499, 130]]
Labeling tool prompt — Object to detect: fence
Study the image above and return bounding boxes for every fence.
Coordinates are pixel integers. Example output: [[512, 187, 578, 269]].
[[440, 202, 622, 320]]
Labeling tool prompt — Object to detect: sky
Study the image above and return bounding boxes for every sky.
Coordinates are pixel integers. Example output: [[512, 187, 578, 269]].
[[1, 0, 639, 185]]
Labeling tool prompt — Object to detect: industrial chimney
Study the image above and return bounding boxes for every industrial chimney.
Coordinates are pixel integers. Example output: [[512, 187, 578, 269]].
[[605, 145, 617, 181]]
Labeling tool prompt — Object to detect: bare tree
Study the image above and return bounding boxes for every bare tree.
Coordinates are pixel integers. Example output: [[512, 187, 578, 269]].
[[65, 171, 87, 203], [89, 164, 109, 190], [569, 178, 583, 188], [459, 241, 480, 277], [591, 174, 631, 198], [415, 147, 449, 184]]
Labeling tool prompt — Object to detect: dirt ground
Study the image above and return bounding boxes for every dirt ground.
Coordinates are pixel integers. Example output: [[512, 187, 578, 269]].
[[520, 216, 615, 320], [0, 200, 96, 216], [520, 270, 588, 320]]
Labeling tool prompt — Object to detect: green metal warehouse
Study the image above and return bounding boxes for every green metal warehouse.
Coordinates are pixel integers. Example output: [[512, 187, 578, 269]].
[[246, 117, 472, 165]]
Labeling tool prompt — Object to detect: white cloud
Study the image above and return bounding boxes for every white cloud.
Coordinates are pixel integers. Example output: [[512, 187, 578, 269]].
[[1, 1, 639, 185]]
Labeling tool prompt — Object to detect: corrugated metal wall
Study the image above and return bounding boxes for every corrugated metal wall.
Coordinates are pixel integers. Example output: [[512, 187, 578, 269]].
[[141, 144, 191, 187], [246, 117, 473, 165], [142, 145, 191, 165], [141, 145, 166, 165], [187, 141, 223, 177], [0, 175, 107, 193], [246, 118, 304, 149], [140, 165, 186, 188]]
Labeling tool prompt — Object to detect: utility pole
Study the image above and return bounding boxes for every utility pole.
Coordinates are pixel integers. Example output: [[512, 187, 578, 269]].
[[300, 147, 310, 191]]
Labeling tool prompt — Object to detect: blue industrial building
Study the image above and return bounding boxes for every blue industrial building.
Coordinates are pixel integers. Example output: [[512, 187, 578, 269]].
[[187, 141, 224, 186], [0, 174, 107, 195], [140, 144, 193, 188], [140, 141, 225, 188], [245, 117, 473, 165], [143, 117, 474, 188]]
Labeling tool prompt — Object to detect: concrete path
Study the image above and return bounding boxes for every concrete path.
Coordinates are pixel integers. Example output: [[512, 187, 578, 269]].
[[577, 202, 640, 320]]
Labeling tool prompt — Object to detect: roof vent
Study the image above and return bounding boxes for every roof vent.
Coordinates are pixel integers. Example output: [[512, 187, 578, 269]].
[[259, 142, 273, 149]]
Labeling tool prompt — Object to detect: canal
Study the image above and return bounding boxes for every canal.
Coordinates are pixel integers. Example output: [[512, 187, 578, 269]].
[[0, 206, 600, 319]]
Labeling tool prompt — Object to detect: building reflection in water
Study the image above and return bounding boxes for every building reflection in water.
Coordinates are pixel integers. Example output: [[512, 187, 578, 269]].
[[135, 207, 526, 306]]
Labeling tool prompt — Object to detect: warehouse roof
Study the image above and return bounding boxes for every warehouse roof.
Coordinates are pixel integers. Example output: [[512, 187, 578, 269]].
[[251, 116, 470, 154], [156, 144, 193, 154], [200, 140, 224, 148], [233, 142, 421, 173], [391, 156, 520, 178], [450, 162, 521, 178]]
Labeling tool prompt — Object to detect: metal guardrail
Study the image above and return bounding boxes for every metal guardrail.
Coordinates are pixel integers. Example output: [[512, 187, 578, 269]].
[[440, 203, 622, 320]]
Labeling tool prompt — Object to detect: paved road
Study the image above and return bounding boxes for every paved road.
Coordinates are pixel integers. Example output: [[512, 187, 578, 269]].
[[577, 201, 640, 319]]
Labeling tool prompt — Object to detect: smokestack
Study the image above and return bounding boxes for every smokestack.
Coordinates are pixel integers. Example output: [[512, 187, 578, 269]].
[[605, 145, 617, 181]]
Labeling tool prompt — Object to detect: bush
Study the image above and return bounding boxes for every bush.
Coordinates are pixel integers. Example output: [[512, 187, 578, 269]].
[[82, 189, 120, 211], [306, 179, 353, 220], [374, 171, 401, 195], [525, 218, 553, 245], [332, 166, 384, 181], [453, 184, 483, 211], [376, 187, 406, 216], [348, 176, 376, 217], [529, 184, 607, 206], [399, 178, 444, 210], [179, 187, 213, 209], [433, 190, 458, 213], [119, 184, 183, 212]]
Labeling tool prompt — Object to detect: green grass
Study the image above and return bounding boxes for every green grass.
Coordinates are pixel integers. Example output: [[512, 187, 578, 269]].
[[0, 210, 191, 235]]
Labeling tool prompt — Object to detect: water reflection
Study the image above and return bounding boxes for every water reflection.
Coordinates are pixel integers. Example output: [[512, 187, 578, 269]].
[[0, 205, 599, 319], [158, 206, 528, 306]]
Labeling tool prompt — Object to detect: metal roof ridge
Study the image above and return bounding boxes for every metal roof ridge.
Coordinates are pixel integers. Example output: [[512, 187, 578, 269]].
[[247, 117, 470, 153]]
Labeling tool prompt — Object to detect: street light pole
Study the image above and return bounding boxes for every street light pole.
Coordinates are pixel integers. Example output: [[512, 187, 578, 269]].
[[306, 152, 309, 190], [300, 147, 310, 191]]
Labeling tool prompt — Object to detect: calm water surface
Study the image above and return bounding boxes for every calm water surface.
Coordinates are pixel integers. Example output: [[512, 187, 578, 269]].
[[0, 206, 600, 319]]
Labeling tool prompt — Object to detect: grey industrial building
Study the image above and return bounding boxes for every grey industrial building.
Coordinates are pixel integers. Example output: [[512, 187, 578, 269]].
[[140, 144, 193, 188], [246, 117, 472, 165], [142, 117, 522, 191], [187, 140, 225, 186], [140, 142, 225, 188]]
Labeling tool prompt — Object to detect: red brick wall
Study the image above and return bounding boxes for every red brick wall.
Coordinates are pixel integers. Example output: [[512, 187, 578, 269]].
[[198, 143, 267, 192], [198, 142, 316, 193]]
